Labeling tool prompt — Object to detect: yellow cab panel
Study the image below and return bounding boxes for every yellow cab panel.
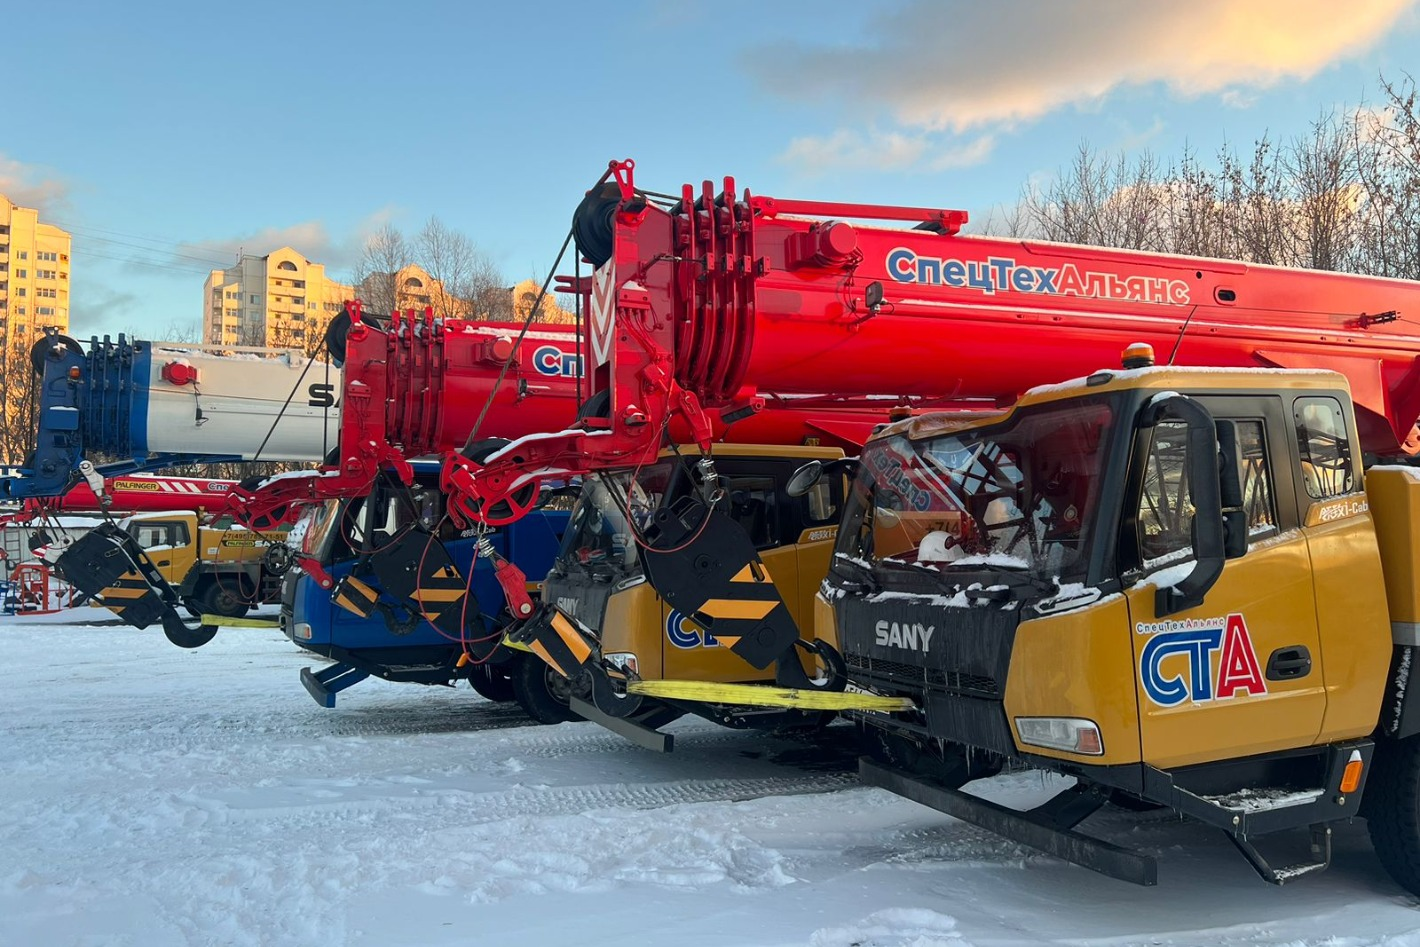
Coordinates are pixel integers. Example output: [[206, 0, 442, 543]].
[[1004, 594, 1142, 766], [1119, 382, 1390, 768], [123, 512, 198, 585]]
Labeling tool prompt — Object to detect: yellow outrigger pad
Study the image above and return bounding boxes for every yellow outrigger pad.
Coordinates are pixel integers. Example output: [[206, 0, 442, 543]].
[[200, 614, 282, 629], [625, 680, 915, 712]]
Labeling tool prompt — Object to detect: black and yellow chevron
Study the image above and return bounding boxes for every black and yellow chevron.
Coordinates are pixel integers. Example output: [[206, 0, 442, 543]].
[[505, 606, 595, 679], [332, 575, 379, 618]]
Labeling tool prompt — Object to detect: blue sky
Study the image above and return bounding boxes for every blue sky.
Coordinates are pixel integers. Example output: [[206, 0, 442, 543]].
[[3, 0, 1418, 340]]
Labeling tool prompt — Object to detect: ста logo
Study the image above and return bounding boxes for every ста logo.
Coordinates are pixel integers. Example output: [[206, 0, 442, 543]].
[[666, 609, 720, 649], [1137, 613, 1267, 707]]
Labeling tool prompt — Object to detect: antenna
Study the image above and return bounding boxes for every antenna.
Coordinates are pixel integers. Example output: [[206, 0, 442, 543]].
[[1166, 305, 1199, 366]]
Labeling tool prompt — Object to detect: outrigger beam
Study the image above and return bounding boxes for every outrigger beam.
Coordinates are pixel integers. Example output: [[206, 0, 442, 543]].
[[859, 758, 1159, 886]]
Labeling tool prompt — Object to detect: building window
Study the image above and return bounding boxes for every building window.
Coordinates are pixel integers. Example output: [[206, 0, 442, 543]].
[[37, 269, 56, 280], [249, 294, 260, 304], [37, 251, 57, 262], [404, 277, 424, 288], [277, 260, 298, 272], [36, 306, 55, 316], [17, 250, 27, 260], [16, 288, 25, 297], [16, 269, 25, 278]]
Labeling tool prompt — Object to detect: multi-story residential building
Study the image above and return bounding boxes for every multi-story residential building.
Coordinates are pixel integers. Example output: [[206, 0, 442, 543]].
[[0, 193, 72, 338], [203, 248, 584, 348], [202, 247, 352, 350]]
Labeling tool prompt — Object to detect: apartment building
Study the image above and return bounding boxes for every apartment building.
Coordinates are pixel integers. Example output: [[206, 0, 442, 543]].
[[202, 247, 352, 349], [0, 193, 72, 337]]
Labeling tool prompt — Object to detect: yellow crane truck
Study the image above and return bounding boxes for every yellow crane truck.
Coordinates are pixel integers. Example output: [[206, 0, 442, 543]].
[[798, 346, 1420, 892], [120, 510, 285, 620], [530, 443, 860, 746]]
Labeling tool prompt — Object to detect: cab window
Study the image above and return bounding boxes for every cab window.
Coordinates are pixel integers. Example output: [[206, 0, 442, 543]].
[[1294, 396, 1354, 499], [1136, 420, 1195, 564], [723, 474, 779, 549], [131, 521, 189, 549], [804, 478, 839, 525], [1236, 420, 1278, 538]]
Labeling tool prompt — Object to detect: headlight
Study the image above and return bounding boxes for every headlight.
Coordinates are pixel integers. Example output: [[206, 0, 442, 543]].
[[1015, 717, 1103, 755]]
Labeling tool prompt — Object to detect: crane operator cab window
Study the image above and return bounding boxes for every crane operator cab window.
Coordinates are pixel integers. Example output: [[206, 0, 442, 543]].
[[1135, 417, 1278, 568], [129, 520, 190, 551], [1294, 397, 1355, 499], [723, 474, 779, 550]]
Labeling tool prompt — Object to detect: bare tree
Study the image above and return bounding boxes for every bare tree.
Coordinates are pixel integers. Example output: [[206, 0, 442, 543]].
[[352, 224, 410, 316], [415, 216, 481, 318]]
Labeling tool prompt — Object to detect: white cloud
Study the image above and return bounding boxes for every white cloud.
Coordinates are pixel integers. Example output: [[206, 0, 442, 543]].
[[778, 128, 994, 175], [0, 155, 69, 214], [748, 0, 1417, 132], [1220, 90, 1261, 110], [181, 208, 401, 276]]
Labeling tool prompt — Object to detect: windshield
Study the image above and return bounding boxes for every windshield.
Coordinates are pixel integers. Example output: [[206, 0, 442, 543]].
[[837, 398, 1116, 588], [558, 462, 680, 576], [298, 500, 342, 558]]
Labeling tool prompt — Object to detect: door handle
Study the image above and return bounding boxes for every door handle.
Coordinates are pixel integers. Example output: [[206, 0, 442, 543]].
[[1266, 645, 1312, 681], [156, 559, 171, 567]]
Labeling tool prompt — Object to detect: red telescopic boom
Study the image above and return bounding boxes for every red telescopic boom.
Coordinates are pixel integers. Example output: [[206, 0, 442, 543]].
[[435, 158, 1420, 526]]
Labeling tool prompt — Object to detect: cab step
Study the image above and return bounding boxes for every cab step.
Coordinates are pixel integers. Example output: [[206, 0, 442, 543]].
[[1228, 825, 1331, 885], [300, 664, 371, 708]]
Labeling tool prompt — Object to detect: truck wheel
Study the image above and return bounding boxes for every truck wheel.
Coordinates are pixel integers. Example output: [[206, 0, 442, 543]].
[[511, 654, 579, 724], [467, 663, 516, 703], [199, 580, 251, 620], [1367, 737, 1420, 896]]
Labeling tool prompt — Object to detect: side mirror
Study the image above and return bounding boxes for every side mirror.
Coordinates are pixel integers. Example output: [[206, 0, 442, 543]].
[[786, 460, 824, 498], [1138, 395, 1226, 617]]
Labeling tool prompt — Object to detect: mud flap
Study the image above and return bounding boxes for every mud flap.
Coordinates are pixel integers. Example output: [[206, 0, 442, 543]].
[[639, 507, 799, 670], [364, 531, 487, 652]]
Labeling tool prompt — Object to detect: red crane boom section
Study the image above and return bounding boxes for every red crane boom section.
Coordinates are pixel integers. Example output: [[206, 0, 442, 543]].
[[231, 307, 908, 530], [436, 158, 1420, 526], [1, 476, 239, 527]]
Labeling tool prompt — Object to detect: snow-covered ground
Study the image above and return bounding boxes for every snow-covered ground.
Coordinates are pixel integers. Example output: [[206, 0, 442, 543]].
[[2, 619, 1419, 947]]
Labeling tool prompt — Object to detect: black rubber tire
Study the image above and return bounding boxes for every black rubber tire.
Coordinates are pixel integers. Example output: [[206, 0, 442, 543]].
[[467, 662, 517, 703], [1367, 736, 1420, 895], [509, 654, 686, 730], [199, 579, 251, 620], [510, 654, 580, 724]]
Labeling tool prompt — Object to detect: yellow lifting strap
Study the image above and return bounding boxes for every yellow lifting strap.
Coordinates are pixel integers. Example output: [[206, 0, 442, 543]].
[[625, 680, 916, 712], [199, 614, 282, 629]]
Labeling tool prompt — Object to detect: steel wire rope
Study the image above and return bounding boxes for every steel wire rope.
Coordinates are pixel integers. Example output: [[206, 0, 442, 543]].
[[464, 230, 574, 446]]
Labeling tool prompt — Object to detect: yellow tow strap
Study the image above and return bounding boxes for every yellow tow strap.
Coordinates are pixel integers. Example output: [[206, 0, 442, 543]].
[[200, 614, 282, 629], [625, 679, 915, 712]]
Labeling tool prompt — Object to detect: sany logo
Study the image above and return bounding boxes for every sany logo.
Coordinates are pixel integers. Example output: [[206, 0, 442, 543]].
[[1138, 613, 1267, 707], [666, 609, 720, 649], [531, 345, 584, 378], [874, 620, 935, 653], [886, 248, 1191, 306]]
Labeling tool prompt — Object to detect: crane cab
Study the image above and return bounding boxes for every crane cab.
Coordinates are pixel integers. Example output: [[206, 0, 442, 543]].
[[828, 363, 1410, 888]]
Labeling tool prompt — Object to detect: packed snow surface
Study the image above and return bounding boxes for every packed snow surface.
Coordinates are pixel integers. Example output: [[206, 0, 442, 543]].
[[3, 620, 1420, 946]]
